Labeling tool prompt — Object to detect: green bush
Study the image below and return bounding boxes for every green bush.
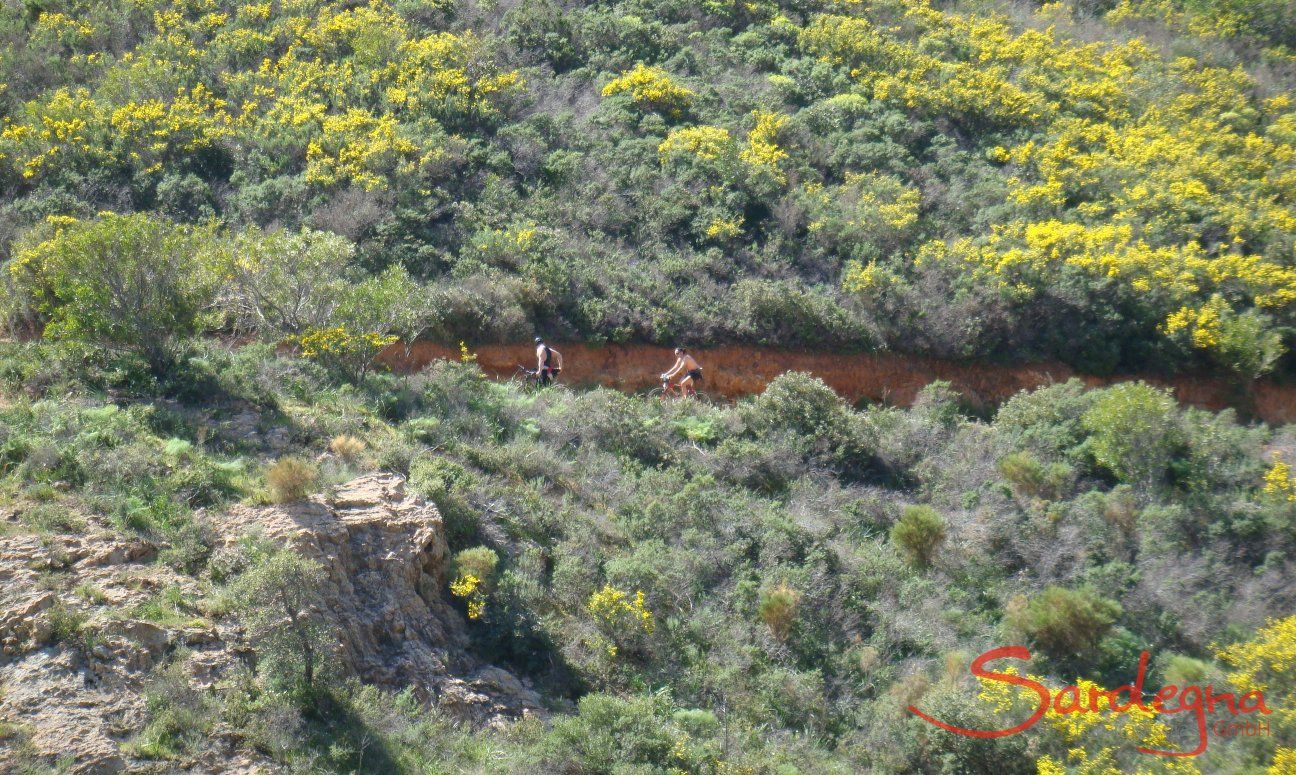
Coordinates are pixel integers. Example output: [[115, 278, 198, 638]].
[[1081, 382, 1181, 487], [409, 455, 479, 547], [889, 505, 947, 569], [46, 602, 88, 646], [6, 214, 221, 372], [1008, 586, 1123, 661], [453, 546, 499, 591], [743, 371, 876, 480], [543, 693, 727, 773], [999, 451, 1071, 500], [132, 660, 214, 760], [758, 583, 801, 641]]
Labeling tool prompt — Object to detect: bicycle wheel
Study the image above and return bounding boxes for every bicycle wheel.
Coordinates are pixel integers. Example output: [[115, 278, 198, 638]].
[[646, 386, 667, 400]]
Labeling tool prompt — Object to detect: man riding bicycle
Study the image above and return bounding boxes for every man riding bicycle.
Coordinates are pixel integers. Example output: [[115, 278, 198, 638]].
[[661, 347, 702, 397], [535, 337, 563, 386]]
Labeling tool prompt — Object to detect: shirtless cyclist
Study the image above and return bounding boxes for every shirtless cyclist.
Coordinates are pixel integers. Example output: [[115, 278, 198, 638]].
[[534, 337, 563, 386], [661, 347, 702, 397]]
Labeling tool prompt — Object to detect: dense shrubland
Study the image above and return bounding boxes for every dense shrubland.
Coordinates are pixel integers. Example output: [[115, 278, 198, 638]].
[[3, 0, 1296, 770], [1, 339, 1293, 771], [2, 0, 1296, 376]]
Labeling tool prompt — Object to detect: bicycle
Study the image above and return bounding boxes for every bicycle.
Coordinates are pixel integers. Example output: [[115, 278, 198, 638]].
[[648, 377, 708, 403], [512, 364, 545, 390]]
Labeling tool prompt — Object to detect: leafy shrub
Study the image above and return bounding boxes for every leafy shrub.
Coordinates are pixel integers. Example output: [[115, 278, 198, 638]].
[[889, 505, 947, 569], [729, 279, 866, 348], [1008, 586, 1123, 661], [1081, 382, 1181, 487], [409, 455, 479, 547], [743, 371, 876, 480], [6, 214, 221, 372], [266, 457, 318, 504], [999, 451, 1071, 500], [1159, 654, 1212, 687], [453, 546, 500, 589], [995, 380, 1096, 462]]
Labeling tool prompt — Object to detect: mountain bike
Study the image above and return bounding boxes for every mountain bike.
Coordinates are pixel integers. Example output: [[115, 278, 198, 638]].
[[648, 378, 709, 403], [512, 365, 545, 390]]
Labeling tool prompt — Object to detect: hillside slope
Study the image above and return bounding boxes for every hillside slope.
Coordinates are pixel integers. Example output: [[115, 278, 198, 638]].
[[2, 0, 1295, 377], [0, 340, 1293, 772]]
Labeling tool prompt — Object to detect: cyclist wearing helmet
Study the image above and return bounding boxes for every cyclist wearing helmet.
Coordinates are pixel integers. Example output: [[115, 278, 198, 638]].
[[535, 337, 563, 386]]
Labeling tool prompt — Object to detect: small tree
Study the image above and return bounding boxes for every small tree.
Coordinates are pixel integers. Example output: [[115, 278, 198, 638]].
[[214, 227, 355, 336], [6, 213, 221, 372], [890, 505, 947, 569], [290, 266, 430, 378], [231, 548, 333, 697]]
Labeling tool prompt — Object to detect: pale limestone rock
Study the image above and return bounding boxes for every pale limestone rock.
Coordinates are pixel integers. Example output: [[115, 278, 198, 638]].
[[0, 472, 541, 773]]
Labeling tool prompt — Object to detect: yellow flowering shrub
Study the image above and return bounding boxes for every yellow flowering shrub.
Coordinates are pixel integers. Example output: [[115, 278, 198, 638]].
[[1263, 457, 1296, 502], [705, 216, 743, 240], [305, 109, 422, 190], [796, 0, 1296, 367], [449, 545, 498, 621], [0, 0, 518, 191], [449, 574, 485, 620], [602, 64, 694, 117], [1216, 616, 1296, 748], [291, 326, 397, 375], [1270, 749, 1296, 775], [805, 173, 921, 258], [588, 585, 655, 636], [976, 667, 1201, 772], [842, 260, 900, 295], [739, 110, 789, 180], [1160, 295, 1283, 378], [659, 126, 733, 162]]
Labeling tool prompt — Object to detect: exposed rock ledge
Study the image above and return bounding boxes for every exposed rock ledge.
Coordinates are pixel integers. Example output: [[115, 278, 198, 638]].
[[0, 473, 541, 774], [214, 473, 543, 722]]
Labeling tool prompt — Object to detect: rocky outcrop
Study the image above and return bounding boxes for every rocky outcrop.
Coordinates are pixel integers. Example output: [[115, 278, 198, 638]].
[[0, 528, 214, 774], [0, 473, 540, 773], [214, 473, 542, 720]]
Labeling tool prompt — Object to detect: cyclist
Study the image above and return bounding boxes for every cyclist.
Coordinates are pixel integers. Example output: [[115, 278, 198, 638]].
[[661, 347, 702, 397], [535, 337, 563, 386]]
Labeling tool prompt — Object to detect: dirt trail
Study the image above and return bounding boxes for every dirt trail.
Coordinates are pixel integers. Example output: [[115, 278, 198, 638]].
[[378, 342, 1296, 425]]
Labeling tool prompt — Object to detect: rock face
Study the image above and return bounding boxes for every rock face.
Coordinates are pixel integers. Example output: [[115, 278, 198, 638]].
[[216, 473, 541, 720], [0, 529, 203, 774], [0, 473, 541, 773]]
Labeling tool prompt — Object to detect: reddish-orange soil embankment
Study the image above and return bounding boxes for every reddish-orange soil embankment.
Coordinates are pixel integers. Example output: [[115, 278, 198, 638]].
[[377, 342, 1296, 425]]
